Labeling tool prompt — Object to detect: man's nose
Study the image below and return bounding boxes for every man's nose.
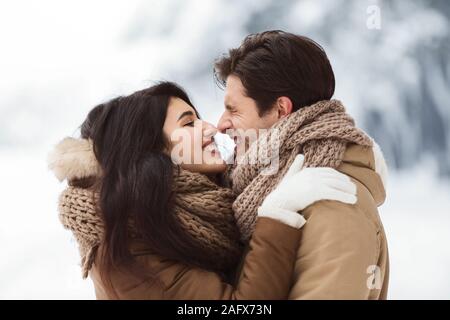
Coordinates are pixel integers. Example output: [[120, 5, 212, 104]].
[[217, 114, 232, 133]]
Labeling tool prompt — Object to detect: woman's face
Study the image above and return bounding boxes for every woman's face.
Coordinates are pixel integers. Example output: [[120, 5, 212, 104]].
[[163, 97, 227, 174]]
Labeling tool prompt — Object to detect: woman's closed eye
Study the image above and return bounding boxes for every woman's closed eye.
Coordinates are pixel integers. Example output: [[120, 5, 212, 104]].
[[184, 121, 195, 127]]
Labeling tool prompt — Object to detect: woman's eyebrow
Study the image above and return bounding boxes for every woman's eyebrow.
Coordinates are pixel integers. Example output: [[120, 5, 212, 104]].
[[177, 110, 194, 121]]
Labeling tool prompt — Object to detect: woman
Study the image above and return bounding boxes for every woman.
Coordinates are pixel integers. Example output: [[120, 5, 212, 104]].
[[48, 82, 357, 299]]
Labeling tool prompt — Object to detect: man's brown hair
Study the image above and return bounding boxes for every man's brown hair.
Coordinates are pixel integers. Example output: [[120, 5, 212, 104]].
[[214, 30, 335, 115]]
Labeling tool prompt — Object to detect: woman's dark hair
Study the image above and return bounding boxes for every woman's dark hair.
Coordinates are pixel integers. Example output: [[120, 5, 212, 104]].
[[214, 30, 335, 115], [77, 82, 219, 286]]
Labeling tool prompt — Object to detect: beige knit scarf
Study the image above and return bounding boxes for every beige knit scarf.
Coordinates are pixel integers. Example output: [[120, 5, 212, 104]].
[[231, 99, 373, 241], [59, 168, 243, 278]]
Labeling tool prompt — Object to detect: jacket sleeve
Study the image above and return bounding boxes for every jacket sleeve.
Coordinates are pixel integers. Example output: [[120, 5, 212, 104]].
[[162, 217, 301, 300], [288, 200, 384, 300]]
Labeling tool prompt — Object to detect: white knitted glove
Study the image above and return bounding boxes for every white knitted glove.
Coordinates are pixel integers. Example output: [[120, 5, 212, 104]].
[[258, 154, 357, 229]]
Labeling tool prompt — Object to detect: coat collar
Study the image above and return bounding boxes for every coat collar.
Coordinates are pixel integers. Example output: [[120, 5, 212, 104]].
[[337, 144, 388, 206]]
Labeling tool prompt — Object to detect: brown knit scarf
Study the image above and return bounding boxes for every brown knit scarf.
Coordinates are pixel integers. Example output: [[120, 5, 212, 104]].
[[231, 99, 373, 241], [59, 168, 243, 278]]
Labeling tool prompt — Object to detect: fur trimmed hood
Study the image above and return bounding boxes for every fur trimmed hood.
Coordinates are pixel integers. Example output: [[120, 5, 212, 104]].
[[47, 137, 101, 182]]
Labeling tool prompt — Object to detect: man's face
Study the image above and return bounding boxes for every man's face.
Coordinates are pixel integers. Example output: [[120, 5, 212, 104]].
[[217, 75, 279, 136]]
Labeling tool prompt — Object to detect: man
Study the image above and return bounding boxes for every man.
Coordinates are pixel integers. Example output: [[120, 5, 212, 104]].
[[214, 30, 389, 299]]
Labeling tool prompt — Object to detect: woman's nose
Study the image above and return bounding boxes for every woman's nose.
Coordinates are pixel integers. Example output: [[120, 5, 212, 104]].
[[203, 122, 218, 139]]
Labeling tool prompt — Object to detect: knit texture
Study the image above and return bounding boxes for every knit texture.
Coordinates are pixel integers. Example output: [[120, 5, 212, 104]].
[[231, 99, 372, 241], [59, 168, 242, 278]]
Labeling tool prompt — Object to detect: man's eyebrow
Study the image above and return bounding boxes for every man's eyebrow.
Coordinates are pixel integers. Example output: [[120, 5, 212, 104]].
[[225, 104, 235, 111], [177, 110, 194, 121]]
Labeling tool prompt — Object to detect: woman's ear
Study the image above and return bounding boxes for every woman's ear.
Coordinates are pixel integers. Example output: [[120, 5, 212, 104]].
[[276, 96, 293, 119]]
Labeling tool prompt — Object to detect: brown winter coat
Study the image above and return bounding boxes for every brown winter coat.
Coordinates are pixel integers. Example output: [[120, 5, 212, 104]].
[[288, 144, 389, 299], [90, 217, 301, 299]]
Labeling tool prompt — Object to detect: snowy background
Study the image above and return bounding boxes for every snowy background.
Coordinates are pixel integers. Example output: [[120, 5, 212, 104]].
[[1, 0, 449, 299]]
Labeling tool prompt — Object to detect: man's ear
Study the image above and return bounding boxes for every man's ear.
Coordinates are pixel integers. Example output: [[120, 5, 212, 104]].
[[276, 96, 293, 119]]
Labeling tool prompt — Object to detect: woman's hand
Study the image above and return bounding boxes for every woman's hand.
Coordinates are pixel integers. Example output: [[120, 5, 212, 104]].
[[258, 154, 357, 228]]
